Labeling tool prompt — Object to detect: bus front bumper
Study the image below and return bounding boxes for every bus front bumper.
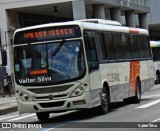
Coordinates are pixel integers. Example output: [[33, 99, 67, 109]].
[[17, 91, 92, 114]]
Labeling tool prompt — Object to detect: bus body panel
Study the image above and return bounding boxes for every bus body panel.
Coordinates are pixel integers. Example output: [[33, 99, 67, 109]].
[[100, 63, 129, 102], [140, 61, 149, 80], [99, 63, 118, 87], [99, 60, 154, 103], [147, 60, 154, 85], [117, 61, 135, 100], [89, 71, 102, 107]]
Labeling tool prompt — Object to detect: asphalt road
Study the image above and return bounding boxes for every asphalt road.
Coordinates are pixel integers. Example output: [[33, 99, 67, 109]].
[[1, 85, 160, 131]]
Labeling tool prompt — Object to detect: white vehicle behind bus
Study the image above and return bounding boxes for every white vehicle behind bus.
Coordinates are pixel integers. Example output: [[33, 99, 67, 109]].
[[150, 41, 160, 84], [13, 19, 154, 121]]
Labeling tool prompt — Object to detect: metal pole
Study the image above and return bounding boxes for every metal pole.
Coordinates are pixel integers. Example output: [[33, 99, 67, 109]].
[[4, 31, 8, 50]]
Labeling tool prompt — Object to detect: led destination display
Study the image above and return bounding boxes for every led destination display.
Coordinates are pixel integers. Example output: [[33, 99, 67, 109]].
[[14, 25, 81, 44]]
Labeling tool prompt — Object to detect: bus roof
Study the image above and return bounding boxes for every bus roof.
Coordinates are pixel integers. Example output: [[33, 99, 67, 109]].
[[150, 41, 160, 47], [14, 19, 148, 36]]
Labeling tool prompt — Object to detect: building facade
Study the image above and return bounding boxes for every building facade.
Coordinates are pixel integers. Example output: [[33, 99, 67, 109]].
[[147, 0, 160, 41], [0, 0, 149, 77]]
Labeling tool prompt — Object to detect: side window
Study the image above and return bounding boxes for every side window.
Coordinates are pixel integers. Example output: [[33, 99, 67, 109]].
[[84, 33, 99, 72], [129, 35, 139, 59], [152, 48, 158, 61], [121, 33, 132, 59], [112, 33, 123, 60], [143, 36, 152, 58], [137, 36, 146, 59], [157, 48, 160, 61], [96, 33, 107, 61], [103, 32, 115, 61]]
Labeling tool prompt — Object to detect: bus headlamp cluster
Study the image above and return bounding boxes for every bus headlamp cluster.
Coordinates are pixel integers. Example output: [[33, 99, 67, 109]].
[[16, 90, 32, 101], [71, 85, 87, 97]]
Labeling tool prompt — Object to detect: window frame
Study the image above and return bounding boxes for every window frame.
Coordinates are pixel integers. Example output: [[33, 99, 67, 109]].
[[83, 29, 151, 64], [84, 31, 99, 72]]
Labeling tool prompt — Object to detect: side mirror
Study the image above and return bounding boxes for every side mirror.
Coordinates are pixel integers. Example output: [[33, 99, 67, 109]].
[[2, 50, 7, 66]]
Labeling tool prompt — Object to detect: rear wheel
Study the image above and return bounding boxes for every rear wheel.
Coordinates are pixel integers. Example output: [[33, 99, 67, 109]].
[[155, 70, 160, 85], [133, 81, 141, 103], [97, 87, 109, 114], [36, 112, 49, 121], [155, 75, 160, 85]]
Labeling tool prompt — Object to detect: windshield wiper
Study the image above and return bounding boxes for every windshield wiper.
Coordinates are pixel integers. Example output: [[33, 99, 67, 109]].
[[52, 39, 66, 56]]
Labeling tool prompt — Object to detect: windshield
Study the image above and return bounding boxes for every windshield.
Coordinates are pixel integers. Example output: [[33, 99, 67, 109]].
[[14, 40, 85, 86]]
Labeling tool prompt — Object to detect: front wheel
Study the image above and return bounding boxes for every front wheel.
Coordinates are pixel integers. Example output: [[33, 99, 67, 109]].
[[36, 112, 49, 121], [96, 87, 109, 114]]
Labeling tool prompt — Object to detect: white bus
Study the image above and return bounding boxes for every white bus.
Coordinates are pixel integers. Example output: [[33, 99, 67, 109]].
[[13, 19, 154, 121], [0, 50, 2, 66], [150, 41, 160, 84]]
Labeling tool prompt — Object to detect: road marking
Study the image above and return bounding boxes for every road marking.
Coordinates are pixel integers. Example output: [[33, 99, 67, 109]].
[[38, 124, 66, 131], [30, 117, 37, 120], [7, 114, 36, 121], [142, 94, 160, 98], [116, 104, 135, 111], [152, 118, 160, 123], [136, 99, 160, 109], [0, 114, 19, 121], [41, 124, 66, 131]]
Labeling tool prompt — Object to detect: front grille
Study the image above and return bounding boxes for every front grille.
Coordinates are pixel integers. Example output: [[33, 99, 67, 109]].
[[27, 84, 73, 94], [39, 101, 65, 108], [35, 94, 68, 99]]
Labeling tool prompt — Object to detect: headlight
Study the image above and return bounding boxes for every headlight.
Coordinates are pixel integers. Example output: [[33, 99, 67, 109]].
[[16, 90, 32, 101], [71, 85, 87, 97]]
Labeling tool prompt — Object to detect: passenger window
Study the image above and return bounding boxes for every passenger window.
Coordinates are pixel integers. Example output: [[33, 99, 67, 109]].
[[152, 48, 158, 61], [137, 36, 146, 59], [112, 33, 123, 60], [121, 34, 132, 59], [129, 35, 139, 59], [143, 37, 152, 58], [103, 32, 115, 61], [96, 33, 107, 61], [84, 33, 99, 72]]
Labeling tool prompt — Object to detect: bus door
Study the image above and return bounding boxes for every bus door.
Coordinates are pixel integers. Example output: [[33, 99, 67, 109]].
[[84, 31, 102, 107]]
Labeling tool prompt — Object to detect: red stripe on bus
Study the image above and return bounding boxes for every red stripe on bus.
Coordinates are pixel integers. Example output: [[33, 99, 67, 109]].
[[129, 29, 139, 34], [128, 61, 140, 97]]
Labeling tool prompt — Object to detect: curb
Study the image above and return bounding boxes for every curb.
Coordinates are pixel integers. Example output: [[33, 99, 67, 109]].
[[0, 106, 18, 116]]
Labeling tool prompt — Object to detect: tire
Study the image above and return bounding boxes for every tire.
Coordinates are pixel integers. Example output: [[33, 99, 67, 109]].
[[36, 112, 49, 121], [133, 81, 141, 103], [96, 87, 109, 114], [155, 75, 160, 85]]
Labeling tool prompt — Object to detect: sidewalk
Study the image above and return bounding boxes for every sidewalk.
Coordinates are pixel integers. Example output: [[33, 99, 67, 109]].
[[0, 94, 18, 115]]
